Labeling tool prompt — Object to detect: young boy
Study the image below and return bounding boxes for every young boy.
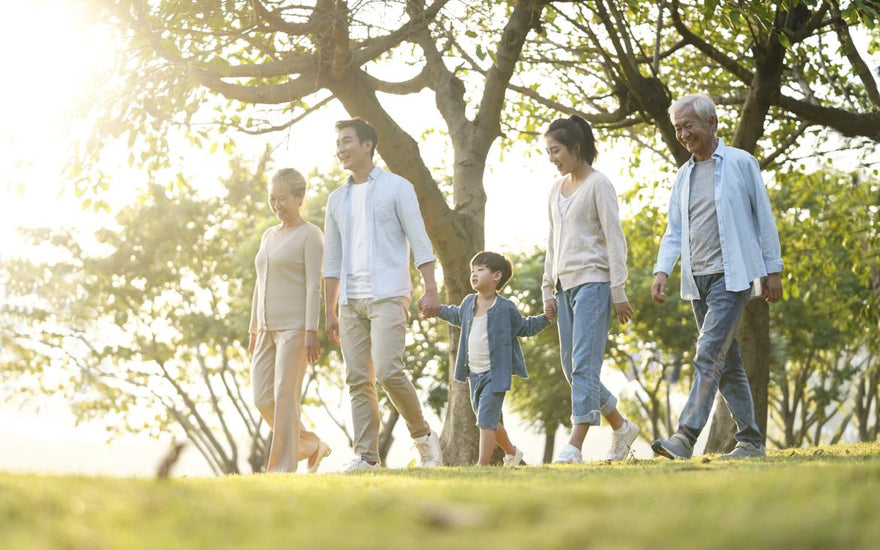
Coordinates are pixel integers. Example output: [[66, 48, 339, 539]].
[[430, 251, 550, 466]]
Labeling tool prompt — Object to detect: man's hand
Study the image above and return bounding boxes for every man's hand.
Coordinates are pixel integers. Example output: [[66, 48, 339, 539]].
[[326, 312, 341, 345], [544, 298, 557, 321], [305, 330, 321, 363], [764, 272, 783, 303], [614, 301, 634, 324], [248, 332, 257, 356], [651, 272, 669, 304], [418, 288, 441, 318]]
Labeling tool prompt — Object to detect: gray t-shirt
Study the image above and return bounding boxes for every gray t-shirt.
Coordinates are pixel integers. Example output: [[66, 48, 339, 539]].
[[688, 159, 724, 275]]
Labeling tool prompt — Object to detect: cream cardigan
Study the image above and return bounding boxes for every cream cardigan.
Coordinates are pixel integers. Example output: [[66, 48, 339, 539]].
[[541, 170, 629, 304], [249, 222, 323, 333]]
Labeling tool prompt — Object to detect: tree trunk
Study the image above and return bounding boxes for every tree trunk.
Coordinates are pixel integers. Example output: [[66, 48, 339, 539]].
[[543, 424, 557, 464], [705, 300, 770, 452]]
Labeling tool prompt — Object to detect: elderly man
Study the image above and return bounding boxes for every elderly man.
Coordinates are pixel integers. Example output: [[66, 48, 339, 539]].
[[651, 94, 783, 460]]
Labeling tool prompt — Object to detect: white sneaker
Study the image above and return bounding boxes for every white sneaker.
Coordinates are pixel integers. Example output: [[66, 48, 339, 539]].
[[343, 457, 379, 473], [503, 447, 524, 467], [606, 420, 640, 461], [552, 443, 583, 464], [413, 430, 442, 467]]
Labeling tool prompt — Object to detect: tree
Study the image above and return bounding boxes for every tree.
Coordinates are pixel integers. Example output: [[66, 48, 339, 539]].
[[73, 0, 556, 464], [1, 153, 278, 474], [507, 0, 880, 450]]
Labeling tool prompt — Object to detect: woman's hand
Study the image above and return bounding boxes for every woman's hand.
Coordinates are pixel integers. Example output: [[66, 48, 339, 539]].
[[305, 330, 321, 364], [614, 301, 634, 324], [544, 298, 557, 321], [248, 332, 257, 356]]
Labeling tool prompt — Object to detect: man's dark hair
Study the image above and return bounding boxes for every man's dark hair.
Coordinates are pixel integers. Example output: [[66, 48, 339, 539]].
[[335, 118, 378, 158], [470, 251, 514, 291]]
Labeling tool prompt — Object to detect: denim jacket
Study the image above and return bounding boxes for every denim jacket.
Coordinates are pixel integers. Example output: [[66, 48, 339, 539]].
[[439, 294, 549, 393], [654, 139, 783, 300], [323, 167, 436, 305]]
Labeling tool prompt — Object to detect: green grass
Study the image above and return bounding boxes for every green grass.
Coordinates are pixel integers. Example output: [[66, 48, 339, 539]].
[[2, 443, 879, 550]]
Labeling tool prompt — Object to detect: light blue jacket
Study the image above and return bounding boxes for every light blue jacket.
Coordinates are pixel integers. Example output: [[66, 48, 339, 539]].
[[439, 294, 549, 393], [323, 167, 436, 305], [653, 140, 783, 300]]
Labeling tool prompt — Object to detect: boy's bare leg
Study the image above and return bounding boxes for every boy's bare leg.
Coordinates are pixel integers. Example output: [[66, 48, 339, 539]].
[[478, 428, 498, 466], [495, 422, 516, 455]]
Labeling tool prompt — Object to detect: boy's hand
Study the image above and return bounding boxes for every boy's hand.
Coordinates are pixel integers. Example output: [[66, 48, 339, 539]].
[[543, 298, 557, 321], [614, 301, 634, 324]]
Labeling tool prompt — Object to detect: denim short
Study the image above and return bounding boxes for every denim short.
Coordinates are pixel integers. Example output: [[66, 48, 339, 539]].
[[468, 370, 505, 429]]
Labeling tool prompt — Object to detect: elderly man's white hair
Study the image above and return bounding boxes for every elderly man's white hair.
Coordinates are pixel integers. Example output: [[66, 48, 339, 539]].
[[668, 94, 717, 128]]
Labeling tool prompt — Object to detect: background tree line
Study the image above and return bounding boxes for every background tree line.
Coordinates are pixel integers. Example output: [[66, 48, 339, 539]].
[[1, 0, 879, 469]]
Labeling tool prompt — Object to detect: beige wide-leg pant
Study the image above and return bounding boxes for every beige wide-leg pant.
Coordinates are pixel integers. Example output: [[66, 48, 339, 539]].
[[340, 297, 430, 464], [252, 329, 321, 472]]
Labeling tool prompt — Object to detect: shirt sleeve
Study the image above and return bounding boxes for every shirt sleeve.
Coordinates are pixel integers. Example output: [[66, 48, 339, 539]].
[[396, 180, 437, 268], [654, 170, 685, 277], [744, 155, 784, 274], [541, 185, 557, 302], [323, 194, 342, 278], [594, 177, 629, 304], [304, 226, 324, 332]]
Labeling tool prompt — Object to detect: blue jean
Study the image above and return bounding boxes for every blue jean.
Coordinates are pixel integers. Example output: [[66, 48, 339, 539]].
[[468, 371, 506, 429], [677, 274, 763, 446], [556, 282, 618, 425]]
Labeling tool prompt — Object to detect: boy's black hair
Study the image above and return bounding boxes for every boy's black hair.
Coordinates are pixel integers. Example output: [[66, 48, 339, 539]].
[[335, 118, 378, 158], [470, 251, 514, 291]]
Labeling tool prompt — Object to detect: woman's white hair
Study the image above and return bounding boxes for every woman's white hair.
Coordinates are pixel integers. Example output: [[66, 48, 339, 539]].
[[271, 168, 307, 196]]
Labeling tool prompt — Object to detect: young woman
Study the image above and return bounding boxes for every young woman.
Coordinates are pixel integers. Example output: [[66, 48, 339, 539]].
[[541, 116, 640, 463]]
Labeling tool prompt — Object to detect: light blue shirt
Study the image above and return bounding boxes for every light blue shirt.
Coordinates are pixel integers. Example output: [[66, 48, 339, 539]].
[[324, 166, 436, 305], [654, 140, 783, 300]]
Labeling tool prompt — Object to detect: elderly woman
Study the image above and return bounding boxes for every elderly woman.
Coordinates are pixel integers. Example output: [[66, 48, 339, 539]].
[[249, 168, 330, 473]]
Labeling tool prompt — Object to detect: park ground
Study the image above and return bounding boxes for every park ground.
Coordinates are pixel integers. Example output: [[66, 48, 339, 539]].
[[1, 442, 879, 550]]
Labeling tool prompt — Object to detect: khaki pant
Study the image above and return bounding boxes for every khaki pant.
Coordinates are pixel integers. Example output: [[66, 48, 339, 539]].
[[252, 329, 321, 472], [340, 297, 429, 463]]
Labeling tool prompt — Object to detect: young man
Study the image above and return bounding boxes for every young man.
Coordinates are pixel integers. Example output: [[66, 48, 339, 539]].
[[651, 94, 783, 461], [323, 118, 442, 472]]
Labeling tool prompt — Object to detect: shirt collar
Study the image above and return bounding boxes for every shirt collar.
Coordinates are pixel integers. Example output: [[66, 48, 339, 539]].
[[346, 165, 382, 186], [686, 138, 726, 166]]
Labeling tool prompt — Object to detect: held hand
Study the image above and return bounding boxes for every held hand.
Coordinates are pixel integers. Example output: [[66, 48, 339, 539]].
[[248, 332, 257, 356], [305, 331, 321, 364], [651, 273, 669, 304], [764, 272, 783, 303], [544, 298, 557, 321], [614, 301, 634, 324], [418, 288, 441, 318], [326, 312, 341, 346]]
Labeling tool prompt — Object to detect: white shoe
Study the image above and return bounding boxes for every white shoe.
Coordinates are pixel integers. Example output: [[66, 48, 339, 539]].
[[552, 443, 583, 464], [606, 420, 640, 461], [343, 457, 379, 473], [503, 447, 524, 467], [413, 430, 442, 467]]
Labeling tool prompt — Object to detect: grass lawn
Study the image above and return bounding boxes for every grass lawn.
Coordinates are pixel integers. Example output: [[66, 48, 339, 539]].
[[2, 442, 879, 550]]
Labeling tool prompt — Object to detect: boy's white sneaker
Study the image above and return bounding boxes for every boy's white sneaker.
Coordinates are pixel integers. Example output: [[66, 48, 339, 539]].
[[413, 430, 442, 467], [552, 443, 583, 464], [503, 447, 524, 467], [606, 420, 640, 461]]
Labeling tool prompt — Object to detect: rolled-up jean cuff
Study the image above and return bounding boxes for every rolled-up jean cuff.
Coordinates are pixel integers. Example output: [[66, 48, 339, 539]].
[[601, 394, 618, 415], [572, 411, 602, 426]]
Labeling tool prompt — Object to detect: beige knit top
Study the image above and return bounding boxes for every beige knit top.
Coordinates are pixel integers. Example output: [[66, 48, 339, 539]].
[[249, 222, 323, 333], [541, 170, 629, 304]]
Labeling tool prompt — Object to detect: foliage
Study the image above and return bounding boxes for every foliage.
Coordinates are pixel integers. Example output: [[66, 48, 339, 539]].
[[767, 167, 880, 446], [3, 442, 880, 550], [1, 151, 278, 474]]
